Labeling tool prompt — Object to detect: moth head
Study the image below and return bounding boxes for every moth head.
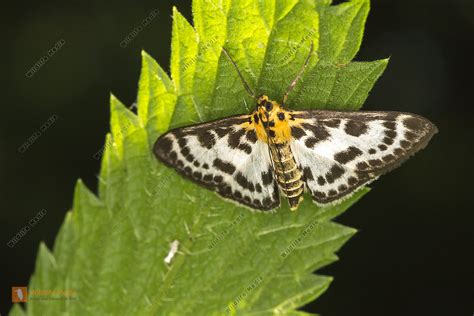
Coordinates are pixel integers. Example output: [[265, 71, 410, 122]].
[[256, 95, 280, 119]]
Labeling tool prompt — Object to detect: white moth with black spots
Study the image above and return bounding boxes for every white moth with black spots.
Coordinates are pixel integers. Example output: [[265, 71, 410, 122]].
[[153, 45, 437, 212]]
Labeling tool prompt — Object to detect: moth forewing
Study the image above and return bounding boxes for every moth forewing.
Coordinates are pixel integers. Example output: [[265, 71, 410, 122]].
[[288, 110, 437, 205], [153, 115, 281, 211]]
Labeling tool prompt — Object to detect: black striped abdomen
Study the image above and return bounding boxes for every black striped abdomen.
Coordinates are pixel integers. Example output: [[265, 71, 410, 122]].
[[269, 142, 304, 210]]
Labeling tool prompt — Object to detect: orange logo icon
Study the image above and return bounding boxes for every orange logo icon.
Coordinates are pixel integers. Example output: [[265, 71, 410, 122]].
[[12, 287, 28, 302]]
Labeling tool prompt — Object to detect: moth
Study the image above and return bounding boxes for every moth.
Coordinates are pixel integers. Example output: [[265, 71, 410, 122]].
[[154, 43, 437, 211]]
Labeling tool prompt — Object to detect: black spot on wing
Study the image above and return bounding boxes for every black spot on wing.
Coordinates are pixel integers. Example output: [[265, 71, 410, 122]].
[[383, 137, 394, 145], [214, 127, 231, 138], [213, 158, 236, 175], [400, 140, 411, 149], [235, 172, 255, 192], [385, 130, 397, 139], [302, 167, 314, 181], [261, 169, 274, 186], [334, 146, 363, 164], [238, 143, 253, 154], [338, 184, 347, 191], [169, 151, 177, 162], [405, 131, 417, 141], [228, 129, 246, 149], [317, 176, 326, 186], [185, 154, 194, 163], [180, 146, 190, 157], [382, 154, 395, 162], [184, 166, 192, 175], [383, 121, 396, 130], [291, 126, 306, 139], [301, 123, 330, 142], [305, 137, 318, 149], [403, 117, 425, 131], [246, 130, 258, 143], [356, 161, 369, 171], [323, 119, 341, 128], [262, 197, 272, 206], [197, 131, 216, 149], [155, 135, 172, 154], [344, 120, 368, 137], [368, 159, 383, 167], [325, 165, 345, 184], [348, 177, 358, 185], [394, 148, 404, 156], [313, 191, 325, 199], [177, 137, 187, 149]]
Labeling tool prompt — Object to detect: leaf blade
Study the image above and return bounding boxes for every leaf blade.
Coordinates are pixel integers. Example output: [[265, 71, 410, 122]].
[[14, 1, 390, 315]]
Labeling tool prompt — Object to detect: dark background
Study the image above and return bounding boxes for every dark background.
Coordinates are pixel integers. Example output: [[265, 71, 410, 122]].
[[1, 0, 473, 315]]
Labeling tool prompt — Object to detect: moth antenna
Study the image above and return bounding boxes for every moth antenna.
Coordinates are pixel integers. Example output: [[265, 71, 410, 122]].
[[282, 41, 314, 106], [222, 47, 256, 99]]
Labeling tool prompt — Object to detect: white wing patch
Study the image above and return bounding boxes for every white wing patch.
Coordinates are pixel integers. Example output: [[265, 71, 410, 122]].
[[290, 111, 437, 205], [154, 115, 280, 211]]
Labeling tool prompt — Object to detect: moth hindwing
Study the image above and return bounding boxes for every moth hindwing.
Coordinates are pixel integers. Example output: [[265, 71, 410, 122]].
[[153, 98, 437, 212]]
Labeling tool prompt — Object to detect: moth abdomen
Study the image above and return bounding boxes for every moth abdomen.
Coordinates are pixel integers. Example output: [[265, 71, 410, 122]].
[[270, 141, 304, 210]]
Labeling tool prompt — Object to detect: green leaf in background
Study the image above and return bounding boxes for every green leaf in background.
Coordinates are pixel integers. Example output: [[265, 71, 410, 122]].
[[11, 0, 387, 315]]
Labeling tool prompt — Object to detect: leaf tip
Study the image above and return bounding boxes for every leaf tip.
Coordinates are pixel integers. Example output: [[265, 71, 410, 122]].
[[141, 49, 151, 59]]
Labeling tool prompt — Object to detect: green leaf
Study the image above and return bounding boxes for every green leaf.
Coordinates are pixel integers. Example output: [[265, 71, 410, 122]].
[[138, 50, 177, 140], [12, 0, 387, 315], [318, 0, 370, 64], [170, 7, 200, 127]]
